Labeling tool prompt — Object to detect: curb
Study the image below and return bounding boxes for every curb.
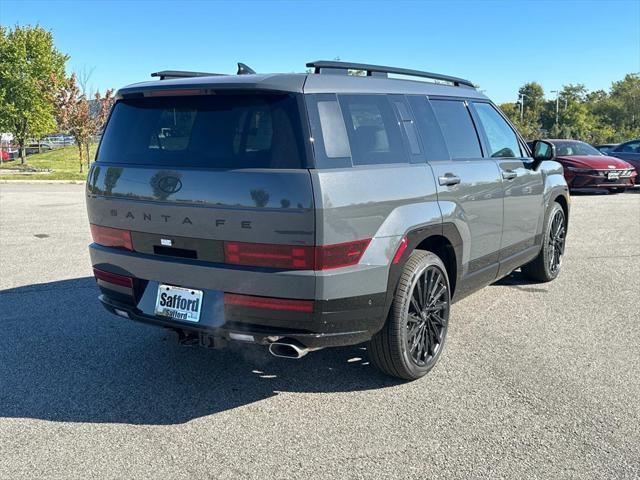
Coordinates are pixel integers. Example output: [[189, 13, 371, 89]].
[[0, 179, 85, 184]]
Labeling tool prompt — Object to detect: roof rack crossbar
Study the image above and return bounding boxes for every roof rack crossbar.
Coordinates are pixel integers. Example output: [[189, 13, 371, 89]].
[[151, 70, 226, 80], [305, 60, 475, 88]]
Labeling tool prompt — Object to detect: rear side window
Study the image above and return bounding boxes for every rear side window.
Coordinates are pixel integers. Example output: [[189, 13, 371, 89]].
[[473, 102, 521, 158], [338, 95, 408, 166], [430, 99, 482, 159], [97, 94, 306, 169], [406, 96, 449, 161]]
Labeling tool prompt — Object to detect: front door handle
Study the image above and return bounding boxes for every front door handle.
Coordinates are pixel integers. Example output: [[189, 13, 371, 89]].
[[438, 174, 461, 186], [502, 170, 518, 180]]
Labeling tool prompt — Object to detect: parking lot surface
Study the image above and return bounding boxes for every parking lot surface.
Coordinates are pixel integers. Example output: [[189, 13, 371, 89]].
[[0, 183, 639, 479]]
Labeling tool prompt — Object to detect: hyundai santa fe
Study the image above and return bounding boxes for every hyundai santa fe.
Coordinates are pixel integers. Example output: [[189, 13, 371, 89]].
[[87, 61, 570, 380]]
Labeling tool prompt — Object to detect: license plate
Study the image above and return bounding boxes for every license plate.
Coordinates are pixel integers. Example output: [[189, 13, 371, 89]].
[[155, 284, 203, 322], [608, 172, 620, 180]]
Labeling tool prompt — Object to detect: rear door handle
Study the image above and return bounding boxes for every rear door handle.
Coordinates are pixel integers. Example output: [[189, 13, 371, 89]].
[[438, 174, 461, 186], [502, 170, 518, 180]]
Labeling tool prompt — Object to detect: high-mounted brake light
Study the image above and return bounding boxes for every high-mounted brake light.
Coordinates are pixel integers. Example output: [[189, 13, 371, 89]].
[[93, 267, 134, 288], [90, 224, 133, 251], [223, 239, 371, 270], [224, 293, 314, 313], [145, 89, 203, 97]]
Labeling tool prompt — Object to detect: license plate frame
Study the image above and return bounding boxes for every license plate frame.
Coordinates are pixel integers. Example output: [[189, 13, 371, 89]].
[[154, 284, 203, 323], [607, 171, 620, 180]]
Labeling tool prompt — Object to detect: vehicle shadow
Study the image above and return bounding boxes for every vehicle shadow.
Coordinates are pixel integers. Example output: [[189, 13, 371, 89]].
[[0, 278, 400, 426], [492, 270, 549, 293]]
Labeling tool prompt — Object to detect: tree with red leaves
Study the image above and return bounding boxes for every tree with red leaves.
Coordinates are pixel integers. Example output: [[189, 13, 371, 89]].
[[55, 73, 114, 173]]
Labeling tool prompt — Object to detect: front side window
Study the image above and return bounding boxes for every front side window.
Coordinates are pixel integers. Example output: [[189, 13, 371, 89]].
[[98, 94, 306, 169], [473, 102, 521, 158], [430, 99, 482, 159]]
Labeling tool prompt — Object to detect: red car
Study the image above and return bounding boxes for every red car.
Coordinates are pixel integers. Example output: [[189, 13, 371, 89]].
[[546, 139, 637, 193]]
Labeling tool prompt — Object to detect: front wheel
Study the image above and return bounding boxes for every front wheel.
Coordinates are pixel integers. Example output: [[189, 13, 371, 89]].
[[522, 202, 566, 282], [608, 187, 626, 194], [368, 250, 450, 381]]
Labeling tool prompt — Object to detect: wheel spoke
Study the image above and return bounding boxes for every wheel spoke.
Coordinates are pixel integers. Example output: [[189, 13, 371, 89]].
[[429, 272, 441, 301], [429, 284, 447, 307], [423, 270, 432, 307], [409, 296, 421, 315]]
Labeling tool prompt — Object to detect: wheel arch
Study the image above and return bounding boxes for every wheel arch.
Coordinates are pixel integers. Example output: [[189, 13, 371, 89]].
[[383, 223, 462, 316], [553, 193, 569, 228]]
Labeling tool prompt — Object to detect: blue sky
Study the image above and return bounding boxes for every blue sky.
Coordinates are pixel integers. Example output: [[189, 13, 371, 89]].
[[1, 0, 639, 103]]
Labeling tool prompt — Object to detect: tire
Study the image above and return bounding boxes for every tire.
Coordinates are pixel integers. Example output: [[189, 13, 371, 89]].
[[608, 187, 626, 194], [368, 250, 450, 381], [521, 202, 566, 282]]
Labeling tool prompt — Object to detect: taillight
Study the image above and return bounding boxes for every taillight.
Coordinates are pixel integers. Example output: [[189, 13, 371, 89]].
[[224, 241, 315, 269], [90, 224, 133, 251], [224, 293, 314, 312], [93, 267, 134, 288], [223, 239, 371, 270], [315, 239, 371, 270]]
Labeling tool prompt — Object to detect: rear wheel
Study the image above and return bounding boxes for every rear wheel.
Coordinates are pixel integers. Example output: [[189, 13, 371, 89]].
[[522, 202, 566, 282], [368, 250, 450, 380], [608, 187, 626, 194]]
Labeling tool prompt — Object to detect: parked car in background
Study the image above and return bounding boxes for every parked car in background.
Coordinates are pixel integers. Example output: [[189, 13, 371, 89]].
[[530, 139, 636, 193], [595, 143, 619, 155], [608, 139, 640, 179], [25, 142, 54, 155]]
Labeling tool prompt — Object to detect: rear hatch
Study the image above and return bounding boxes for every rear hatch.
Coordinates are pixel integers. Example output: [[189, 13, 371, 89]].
[[87, 92, 315, 259]]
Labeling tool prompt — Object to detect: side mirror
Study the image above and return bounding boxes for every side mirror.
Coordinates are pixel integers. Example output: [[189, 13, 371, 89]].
[[531, 140, 555, 162]]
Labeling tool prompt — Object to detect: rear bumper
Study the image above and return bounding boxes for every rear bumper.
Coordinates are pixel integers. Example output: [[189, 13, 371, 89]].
[[98, 292, 385, 348], [90, 243, 390, 348]]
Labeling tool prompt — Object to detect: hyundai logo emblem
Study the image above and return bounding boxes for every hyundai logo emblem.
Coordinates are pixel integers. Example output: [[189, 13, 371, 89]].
[[157, 176, 182, 194]]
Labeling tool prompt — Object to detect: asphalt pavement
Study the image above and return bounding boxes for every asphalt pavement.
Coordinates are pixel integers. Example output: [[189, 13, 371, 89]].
[[0, 183, 639, 479]]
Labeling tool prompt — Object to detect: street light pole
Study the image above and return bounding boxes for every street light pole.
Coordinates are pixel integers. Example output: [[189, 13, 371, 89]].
[[550, 90, 559, 126], [518, 93, 527, 123]]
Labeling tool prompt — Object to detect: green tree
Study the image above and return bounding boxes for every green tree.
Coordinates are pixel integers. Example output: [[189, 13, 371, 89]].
[[0, 25, 68, 163]]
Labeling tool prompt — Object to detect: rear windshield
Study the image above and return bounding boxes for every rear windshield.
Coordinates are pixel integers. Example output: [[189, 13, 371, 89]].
[[97, 94, 307, 168]]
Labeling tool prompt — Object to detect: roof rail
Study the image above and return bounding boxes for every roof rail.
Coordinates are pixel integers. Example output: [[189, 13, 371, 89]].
[[305, 60, 475, 88], [151, 70, 225, 80]]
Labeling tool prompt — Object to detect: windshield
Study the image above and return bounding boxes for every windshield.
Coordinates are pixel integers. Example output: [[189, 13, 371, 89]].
[[97, 94, 307, 169], [552, 141, 602, 156]]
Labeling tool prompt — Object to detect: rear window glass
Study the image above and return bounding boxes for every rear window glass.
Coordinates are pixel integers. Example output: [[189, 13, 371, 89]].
[[430, 99, 482, 159], [339, 95, 408, 166], [97, 94, 306, 168]]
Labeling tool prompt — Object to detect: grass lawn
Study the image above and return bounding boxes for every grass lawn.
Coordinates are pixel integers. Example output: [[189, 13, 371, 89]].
[[0, 144, 97, 181]]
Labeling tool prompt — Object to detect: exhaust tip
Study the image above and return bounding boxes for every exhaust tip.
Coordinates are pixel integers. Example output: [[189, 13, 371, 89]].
[[269, 341, 309, 359]]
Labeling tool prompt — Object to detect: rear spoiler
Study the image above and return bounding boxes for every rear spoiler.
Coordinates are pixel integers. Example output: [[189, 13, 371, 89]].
[[151, 63, 256, 80]]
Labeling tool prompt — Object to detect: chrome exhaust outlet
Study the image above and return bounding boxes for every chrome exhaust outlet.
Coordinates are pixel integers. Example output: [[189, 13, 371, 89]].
[[268, 340, 316, 359]]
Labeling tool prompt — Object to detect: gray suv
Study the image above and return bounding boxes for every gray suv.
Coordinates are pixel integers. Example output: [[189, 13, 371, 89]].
[[86, 61, 569, 380]]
